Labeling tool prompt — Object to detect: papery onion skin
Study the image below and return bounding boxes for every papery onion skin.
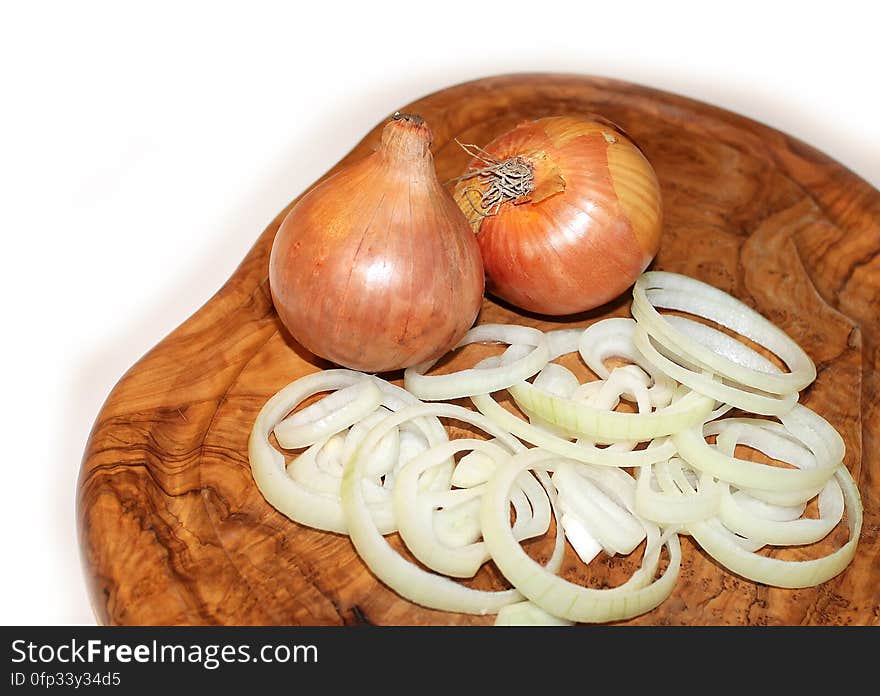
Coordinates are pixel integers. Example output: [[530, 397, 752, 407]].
[[269, 114, 485, 373], [453, 116, 662, 315]]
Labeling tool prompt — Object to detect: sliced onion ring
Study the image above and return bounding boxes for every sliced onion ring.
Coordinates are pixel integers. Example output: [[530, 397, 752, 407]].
[[404, 324, 550, 401], [250, 371, 451, 534], [393, 438, 551, 578], [341, 402, 565, 615], [572, 366, 654, 451], [687, 465, 862, 588], [471, 391, 677, 468], [578, 317, 676, 407], [544, 328, 585, 361], [718, 479, 844, 547], [508, 377, 716, 441], [494, 601, 574, 626], [480, 448, 682, 624], [287, 434, 345, 494], [635, 456, 721, 525], [249, 371, 386, 533], [274, 378, 382, 449], [554, 462, 646, 557], [631, 271, 816, 394], [673, 405, 840, 499], [632, 324, 799, 417], [469, 351, 675, 467]]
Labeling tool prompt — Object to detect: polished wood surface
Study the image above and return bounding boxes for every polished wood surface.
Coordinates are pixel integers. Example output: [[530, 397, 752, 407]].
[[78, 73, 880, 626]]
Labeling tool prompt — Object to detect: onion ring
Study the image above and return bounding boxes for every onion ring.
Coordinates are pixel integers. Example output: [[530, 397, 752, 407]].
[[480, 448, 682, 623], [687, 466, 862, 588], [404, 324, 550, 400], [632, 323, 799, 416], [341, 402, 565, 615], [631, 271, 816, 394], [673, 405, 840, 500], [578, 317, 676, 407]]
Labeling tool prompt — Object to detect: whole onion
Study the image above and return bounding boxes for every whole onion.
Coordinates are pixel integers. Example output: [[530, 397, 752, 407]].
[[452, 115, 663, 315], [269, 113, 485, 373]]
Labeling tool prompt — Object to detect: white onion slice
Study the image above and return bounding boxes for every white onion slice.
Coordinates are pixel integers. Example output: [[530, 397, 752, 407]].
[[527, 363, 581, 438], [728, 491, 806, 522], [444, 442, 554, 548], [712, 418, 824, 506], [635, 456, 721, 525], [393, 438, 551, 578], [404, 324, 550, 400], [578, 317, 676, 407], [494, 601, 574, 626], [341, 408, 401, 480], [249, 371, 390, 533], [313, 432, 346, 475], [394, 439, 510, 578], [718, 480, 844, 547], [372, 379, 456, 494], [533, 362, 580, 399], [274, 378, 382, 449], [435, 480, 550, 550], [433, 496, 482, 548], [572, 366, 653, 451], [451, 445, 498, 488], [554, 463, 646, 556], [687, 465, 862, 588], [508, 377, 715, 442], [250, 372, 451, 534], [471, 391, 677, 468], [662, 314, 783, 373], [371, 377, 452, 453], [480, 448, 681, 623], [341, 402, 565, 615], [545, 328, 585, 361], [631, 271, 816, 394], [710, 419, 845, 546], [702, 519, 766, 553], [560, 514, 603, 565], [673, 405, 840, 498], [632, 324, 798, 416], [780, 402, 846, 469], [287, 435, 344, 494], [460, 356, 674, 467]]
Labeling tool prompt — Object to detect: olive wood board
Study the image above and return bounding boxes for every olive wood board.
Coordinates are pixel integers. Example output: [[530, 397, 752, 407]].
[[78, 73, 880, 626]]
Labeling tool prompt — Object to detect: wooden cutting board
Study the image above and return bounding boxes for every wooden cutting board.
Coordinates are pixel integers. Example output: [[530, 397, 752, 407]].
[[77, 73, 880, 626]]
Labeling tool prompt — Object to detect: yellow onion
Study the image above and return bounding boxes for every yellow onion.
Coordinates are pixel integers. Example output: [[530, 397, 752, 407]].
[[452, 115, 663, 316], [269, 113, 485, 373]]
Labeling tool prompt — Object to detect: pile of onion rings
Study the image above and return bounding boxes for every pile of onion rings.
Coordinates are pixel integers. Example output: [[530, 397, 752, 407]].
[[249, 271, 862, 624]]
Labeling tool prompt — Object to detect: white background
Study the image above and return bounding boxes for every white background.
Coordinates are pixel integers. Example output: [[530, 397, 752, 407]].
[[1, 1, 877, 625]]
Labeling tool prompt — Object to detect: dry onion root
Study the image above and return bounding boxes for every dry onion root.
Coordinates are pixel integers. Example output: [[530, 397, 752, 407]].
[[248, 270, 862, 625]]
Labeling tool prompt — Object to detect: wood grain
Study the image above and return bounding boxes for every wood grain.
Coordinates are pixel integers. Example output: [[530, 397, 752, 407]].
[[77, 73, 880, 626]]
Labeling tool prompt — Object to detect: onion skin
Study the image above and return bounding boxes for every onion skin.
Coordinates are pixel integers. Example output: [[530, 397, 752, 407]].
[[453, 116, 662, 316], [269, 114, 485, 373]]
